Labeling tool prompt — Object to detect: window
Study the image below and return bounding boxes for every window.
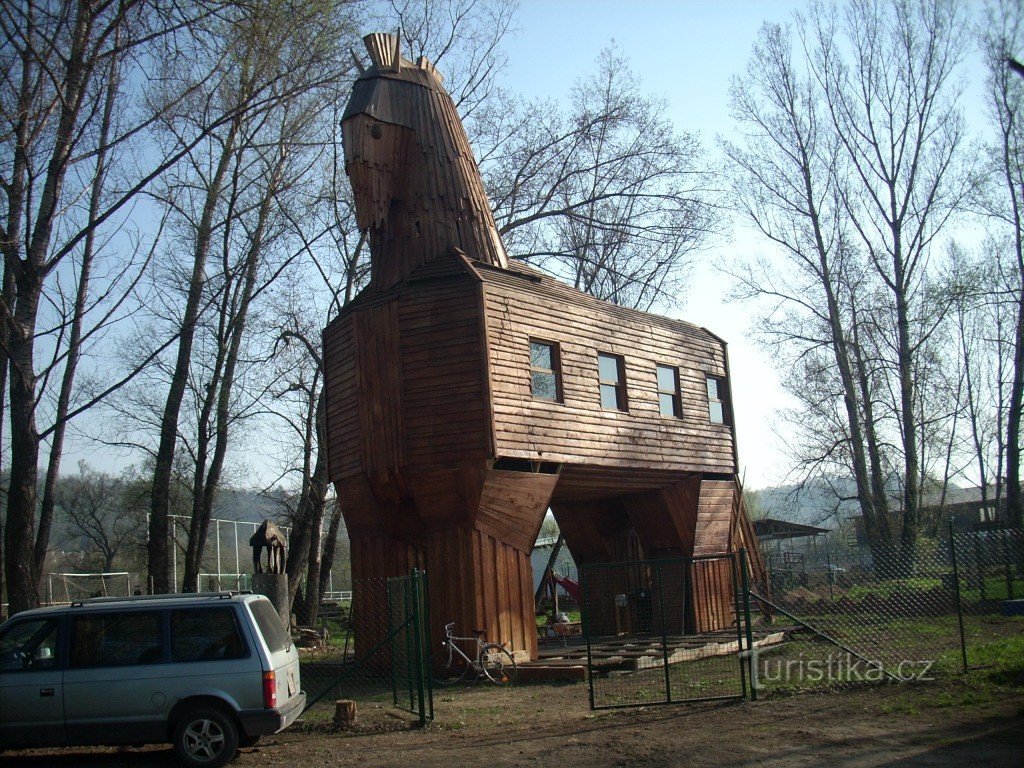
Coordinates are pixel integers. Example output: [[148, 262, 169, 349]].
[[530, 339, 562, 402], [0, 618, 59, 672], [171, 608, 247, 663], [70, 611, 163, 668], [657, 365, 682, 418], [707, 375, 730, 425], [598, 353, 628, 411], [250, 600, 290, 653]]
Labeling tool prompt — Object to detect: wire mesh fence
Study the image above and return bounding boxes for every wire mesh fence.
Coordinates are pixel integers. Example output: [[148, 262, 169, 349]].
[[580, 554, 749, 709], [299, 570, 432, 725], [749, 527, 1024, 686]]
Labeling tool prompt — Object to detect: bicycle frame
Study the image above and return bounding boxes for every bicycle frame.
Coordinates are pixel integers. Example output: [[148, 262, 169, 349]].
[[435, 621, 516, 684], [440, 627, 485, 673]]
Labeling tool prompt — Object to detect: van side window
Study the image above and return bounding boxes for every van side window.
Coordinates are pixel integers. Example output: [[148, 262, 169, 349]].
[[70, 612, 162, 668], [0, 618, 59, 671], [170, 608, 247, 662]]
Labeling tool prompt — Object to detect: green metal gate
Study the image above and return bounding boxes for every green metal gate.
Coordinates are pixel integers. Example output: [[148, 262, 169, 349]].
[[580, 553, 750, 710], [301, 568, 433, 724]]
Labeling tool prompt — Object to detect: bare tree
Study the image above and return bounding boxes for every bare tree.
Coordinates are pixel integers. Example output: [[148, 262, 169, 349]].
[[723, 19, 897, 562], [483, 44, 717, 310], [725, 0, 970, 565], [58, 463, 145, 573], [980, 0, 1024, 527], [0, 0, 223, 613], [811, 0, 971, 561], [145, 0, 355, 593]]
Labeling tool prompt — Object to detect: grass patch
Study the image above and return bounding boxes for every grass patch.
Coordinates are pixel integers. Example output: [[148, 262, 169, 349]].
[[966, 631, 1024, 687]]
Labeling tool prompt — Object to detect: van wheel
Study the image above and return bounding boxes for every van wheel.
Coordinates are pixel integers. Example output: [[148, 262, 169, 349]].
[[173, 706, 239, 768]]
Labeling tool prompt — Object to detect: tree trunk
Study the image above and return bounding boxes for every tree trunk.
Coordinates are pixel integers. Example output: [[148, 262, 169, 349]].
[[287, 393, 329, 616], [5, 273, 43, 613], [318, 499, 344, 600], [894, 260, 920, 571], [1007, 286, 1024, 529], [35, 31, 121, 578], [149, 118, 239, 594]]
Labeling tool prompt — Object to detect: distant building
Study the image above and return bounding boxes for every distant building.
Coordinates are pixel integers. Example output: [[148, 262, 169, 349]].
[[848, 485, 1015, 545]]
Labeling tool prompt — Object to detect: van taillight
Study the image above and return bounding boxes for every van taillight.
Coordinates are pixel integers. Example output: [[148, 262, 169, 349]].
[[263, 671, 277, 709]]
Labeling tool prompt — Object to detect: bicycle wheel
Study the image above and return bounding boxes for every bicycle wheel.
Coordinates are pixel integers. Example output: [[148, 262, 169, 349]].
[[480, 643, 516, 685], [433, 644, 469, 685]]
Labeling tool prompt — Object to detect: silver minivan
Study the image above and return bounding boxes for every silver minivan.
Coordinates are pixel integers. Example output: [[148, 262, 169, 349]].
[[0, 592, 305, 767]]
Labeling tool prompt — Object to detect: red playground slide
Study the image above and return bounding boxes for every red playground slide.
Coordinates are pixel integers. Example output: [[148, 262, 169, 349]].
[[552, 572, 580, 602]]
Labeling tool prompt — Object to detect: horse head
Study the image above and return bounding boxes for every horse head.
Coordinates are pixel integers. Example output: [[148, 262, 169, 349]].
[[342, 33, 509, 290]]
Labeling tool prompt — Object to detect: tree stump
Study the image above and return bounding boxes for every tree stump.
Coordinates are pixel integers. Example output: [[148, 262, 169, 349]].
[[333, 699, 357, 727]]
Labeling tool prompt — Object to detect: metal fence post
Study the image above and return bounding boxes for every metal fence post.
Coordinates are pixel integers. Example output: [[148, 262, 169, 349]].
[[948, 522, 968, 674], [581, 565, 597, 712], [1002, 528, 1014, 600], [410, 568, 428, 726], [824, 537, 835, 602], [656, 562, 671, 704], [739, 548, 756, 701]]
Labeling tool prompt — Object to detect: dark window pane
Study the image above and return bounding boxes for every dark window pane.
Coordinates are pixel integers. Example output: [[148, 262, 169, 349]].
[[250, 600, 289, 653], [70, 612, 162, 668], [0, 619, 58, 671], [530, 342, 552, 370], [657, 365, 676, 393], [598, 354, 620, 383], [532, 371, 558, 401], [171, 608, 246, 663], [660, 393, 677, 417]]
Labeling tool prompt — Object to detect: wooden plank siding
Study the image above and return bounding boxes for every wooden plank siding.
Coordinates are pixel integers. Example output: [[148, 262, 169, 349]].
[[322, 269, 491, 483], [478, 266, 737, 476]]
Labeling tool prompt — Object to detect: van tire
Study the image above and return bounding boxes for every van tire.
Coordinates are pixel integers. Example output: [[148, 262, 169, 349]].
[[173, 705, 239, 768]]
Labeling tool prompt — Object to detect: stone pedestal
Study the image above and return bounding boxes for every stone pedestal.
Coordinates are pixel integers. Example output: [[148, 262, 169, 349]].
[[253, 573, 290, 629]]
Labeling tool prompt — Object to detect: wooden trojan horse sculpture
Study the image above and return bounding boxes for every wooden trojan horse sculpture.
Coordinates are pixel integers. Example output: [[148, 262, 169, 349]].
[[324, 33, 763, 662]]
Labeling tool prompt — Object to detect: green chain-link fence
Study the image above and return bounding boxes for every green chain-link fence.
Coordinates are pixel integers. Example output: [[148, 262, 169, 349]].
[[299, 569, 433, 725], [748, 527, 1024, 688]]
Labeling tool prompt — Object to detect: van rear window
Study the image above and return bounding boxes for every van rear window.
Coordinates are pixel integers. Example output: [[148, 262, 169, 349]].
[[249, 600, 289, 652]]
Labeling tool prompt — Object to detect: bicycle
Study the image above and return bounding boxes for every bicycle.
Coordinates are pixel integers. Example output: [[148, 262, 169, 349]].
[[433, 621, 517, 685]]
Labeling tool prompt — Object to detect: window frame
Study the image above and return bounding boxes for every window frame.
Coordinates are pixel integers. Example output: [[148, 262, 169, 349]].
[[706, 375, 731, 425], [529, 338, 563, 403], [598, 352, 628, 412], [656, 364, 682, 418]]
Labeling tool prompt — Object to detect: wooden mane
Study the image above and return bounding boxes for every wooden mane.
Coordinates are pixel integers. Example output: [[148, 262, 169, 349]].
[[360, 32, 442, 80]]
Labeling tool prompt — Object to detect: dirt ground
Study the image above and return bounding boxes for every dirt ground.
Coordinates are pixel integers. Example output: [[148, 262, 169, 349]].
[[3, 678, 1022, 768]]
